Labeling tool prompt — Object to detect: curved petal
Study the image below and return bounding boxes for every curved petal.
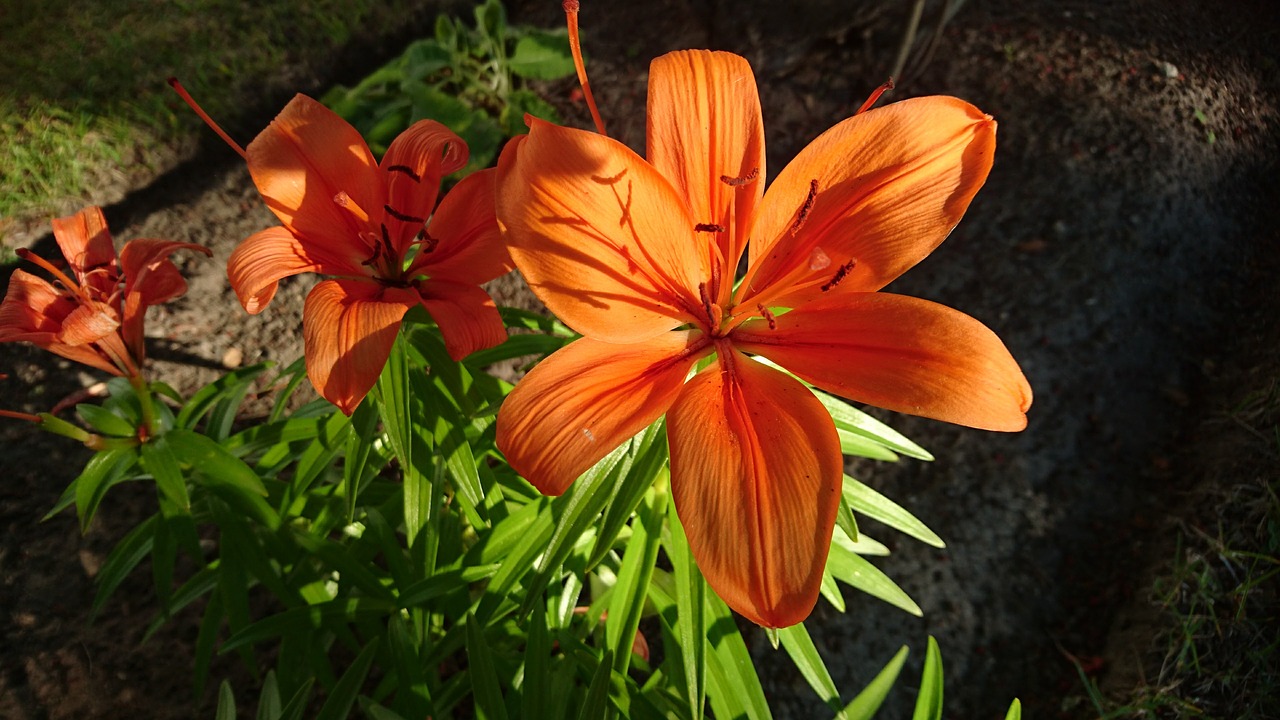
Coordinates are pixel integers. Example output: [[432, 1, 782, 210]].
[[0, 271, 121, 374], [120, 239, 212, 361], [416, 279, 506, 361], [496, 120, 706, 343], [246, 94, 382, 263], [733, 293, 1032, 431], [409, 168, 511, 284], [741, 96, 995, 308], [380, 119, 468, 256], [302, 279, 418, 415], [667, 349, 842, 628], [51, 206, 117, 295], [227, 226, 344, 314], [496, 331, 710, 496], [647, 50, 765, 301]]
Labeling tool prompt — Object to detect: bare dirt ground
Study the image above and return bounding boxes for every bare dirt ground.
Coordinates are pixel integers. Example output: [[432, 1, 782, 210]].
[[2, 1, 1278, 718]]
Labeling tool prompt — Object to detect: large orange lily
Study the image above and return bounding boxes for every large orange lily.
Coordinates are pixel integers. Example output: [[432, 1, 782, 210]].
[[0, 206, 210, 377], [188, 90, 511, 414], [495, 50, 1032, 628]]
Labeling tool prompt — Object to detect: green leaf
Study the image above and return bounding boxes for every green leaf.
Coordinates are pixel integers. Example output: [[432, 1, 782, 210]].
[[217, 680, 237, 720], [76, 403, 135, 437], [466, 614, 509, 720], [841, 645, 909, 720], [778, 623, 841, 712], [665, 506, 707, 720], [704, 592, 772, 720], [835, 494, 859, 544], [463, 332, 571, 368], [826, 540, 922, 617], [71, 447, 139, 531], [177, 362, 271, 436], [386, 613, 431, 719], [588, 421, 667, 568], [256, 670, 282, 720], [843, 475, 944, 548], [166, 429, 267, 497], [911, 637, 944, 720], [315, 637, 380, 720], [577, 648, 614, 720], [141, 435, 191, 511], [839, 429, 900, 461], [521, 602, 551, 718], [90, 514, 156, 620], [607, 480, 668, 676], [813, 389, 933, 461], [1004, 699, 1022, 720], [277, 679, 315, 720], [508, 31, 576, 80]]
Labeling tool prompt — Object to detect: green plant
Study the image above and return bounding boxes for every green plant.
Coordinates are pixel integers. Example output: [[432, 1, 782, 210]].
[[322, 0, 575, 174]]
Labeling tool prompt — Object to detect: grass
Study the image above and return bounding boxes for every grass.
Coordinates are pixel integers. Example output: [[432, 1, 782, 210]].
[[0, 0, 428, 246], [1080, 373, 1280, 718]]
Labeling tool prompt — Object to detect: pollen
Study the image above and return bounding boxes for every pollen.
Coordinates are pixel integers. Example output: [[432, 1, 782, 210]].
[[720, 167, 760, 187], [695, 223, 726, 233], [789, 179, 819, 235], [820, 259, 857, 292]]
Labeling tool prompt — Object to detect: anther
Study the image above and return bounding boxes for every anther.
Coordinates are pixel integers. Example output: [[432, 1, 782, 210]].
[[856, 77, 896, 115], [419, 230, 439, 254], [698, 282, 715, 325], [789, 179, 819, 235], [719, 167, 760, 187], [694, 223, 726, 233], [757, 304, 777, 330], [385, 164, 422, 182], [384, 204, 425, 224], [820, 259, 857, 292]]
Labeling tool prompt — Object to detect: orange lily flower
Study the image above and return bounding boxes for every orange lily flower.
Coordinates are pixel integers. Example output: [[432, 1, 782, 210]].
[[0, 206, 210, 377], [208, 93, 511, 414], [495, 50, 1032, 628]]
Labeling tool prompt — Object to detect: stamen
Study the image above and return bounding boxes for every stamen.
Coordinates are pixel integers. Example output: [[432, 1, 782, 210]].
[[333, 192, 369, 223], [384, 204, 425, 224], [820, 259, 857, 292], [419, 230, 439, 254], [756, 304, 777, 330], [17, 249, 82, 295], [719, 167, 760, 187], [168, 78, 248, 160], [695, 223, 726, 233], [790, 179, 819, 235], [856, 77, 896, 115], [385, 164, 422, 182], [563, 1, 607, 136], [698, 282, 715, 325]]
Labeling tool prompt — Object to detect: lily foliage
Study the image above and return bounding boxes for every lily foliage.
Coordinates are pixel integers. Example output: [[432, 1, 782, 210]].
[[2, 4, 1031, 718]]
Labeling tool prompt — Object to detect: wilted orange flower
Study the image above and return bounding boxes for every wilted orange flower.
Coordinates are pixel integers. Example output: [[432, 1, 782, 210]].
[[0, 206, 210, 377], [495, 49, 1032, 628], [173, 82, 512, 414]]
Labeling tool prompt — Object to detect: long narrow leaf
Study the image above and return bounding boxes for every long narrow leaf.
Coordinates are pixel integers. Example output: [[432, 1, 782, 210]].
[[315, 637, 380, 720], [606, 480, 668, 676], [778, 623, 841, 712], [841, 645, 909, 720], [141, 435, 191, 511], [466, 614, 509, 720], [911, 637, 944, 720], [843, 475, 944, 548], [704, 592, 772, 720], [826, 543, 922, 617]]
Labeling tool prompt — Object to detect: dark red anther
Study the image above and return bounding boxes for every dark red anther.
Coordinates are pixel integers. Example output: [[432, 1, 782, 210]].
[[790, 179, 819, 235], [385, 164, 422, 182], [757, 304, 777, 330], [820, 259, 857, 292], [720, 167, 760, 187], [695, 223, 726, 233], [384, 204, 425, 224]]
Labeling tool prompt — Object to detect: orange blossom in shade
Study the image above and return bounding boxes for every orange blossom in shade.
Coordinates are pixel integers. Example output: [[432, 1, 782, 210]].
[[0, 206, 211, 378], [171, 83, 512, 415], [494, 49, 1032, 628]]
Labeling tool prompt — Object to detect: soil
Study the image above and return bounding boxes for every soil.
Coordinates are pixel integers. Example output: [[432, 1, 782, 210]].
[[3, 1, 1279, 718]]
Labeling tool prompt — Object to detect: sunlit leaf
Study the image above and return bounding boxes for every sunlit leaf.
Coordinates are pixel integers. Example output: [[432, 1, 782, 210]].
[[841, 645, 909, 720], [779, 623, 841, 712], [843, 475, 944, 548], [911, 637, 944, 720]]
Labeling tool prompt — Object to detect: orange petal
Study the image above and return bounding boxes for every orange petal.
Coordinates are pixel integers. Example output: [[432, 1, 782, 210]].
[[246, 95, 382, 258], [733, 293, 1032, 431], [58, 301, 120, 346], [416, 280, 506, 361], [227, 226, 346, 314], [51, 206, 117, 294], [119, 238, 211, 363], [666, 350, 842, 628], [0, 271, 121, 374], [380, 119, 467, 257], [496, 120, 706, 343], [302, 279, 418, 415], [647, 50, 765, 299], [496, 331, 710, 495], [408, 168, 511, 284], [742, 96, 996, 307]]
